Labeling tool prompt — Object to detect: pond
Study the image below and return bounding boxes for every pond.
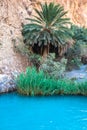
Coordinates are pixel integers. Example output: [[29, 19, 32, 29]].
[[0, 93, 87, 130]]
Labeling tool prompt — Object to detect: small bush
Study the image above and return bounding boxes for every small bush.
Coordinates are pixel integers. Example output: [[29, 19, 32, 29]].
[[40, 54, 67, 79], [65, 41, 81, 70], [29, 54, 42, 69]]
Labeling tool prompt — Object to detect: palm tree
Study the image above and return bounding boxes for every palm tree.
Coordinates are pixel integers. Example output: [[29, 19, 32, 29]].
[[22, 2, 72, 58]]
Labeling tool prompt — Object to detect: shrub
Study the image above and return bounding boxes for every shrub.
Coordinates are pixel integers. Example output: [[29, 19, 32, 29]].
[[40, 53, 67, 79], [65, 41, 81, 70], [71, 25, 87, 42], [29, 54, 42, 69]]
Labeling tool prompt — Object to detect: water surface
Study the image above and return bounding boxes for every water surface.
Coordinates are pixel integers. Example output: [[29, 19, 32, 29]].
[[0, 93, 87, 130]]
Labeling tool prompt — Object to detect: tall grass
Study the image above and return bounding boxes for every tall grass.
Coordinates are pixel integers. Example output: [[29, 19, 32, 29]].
[[16, 67, 87, 96]]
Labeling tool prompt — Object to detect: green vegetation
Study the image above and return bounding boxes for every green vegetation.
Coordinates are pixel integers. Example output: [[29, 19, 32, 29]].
[[16, 67, 87, 96], [65, 41, 81, 70], [15, 3, 87, 97], [65, 25, 87, 70], [21, 3, 87, 70], [40, 53, 67, 79], [70, 25, 87, 56], [22, 2, 72, 57], [71, 25, 87, 43], [29, 54, 42, 69]]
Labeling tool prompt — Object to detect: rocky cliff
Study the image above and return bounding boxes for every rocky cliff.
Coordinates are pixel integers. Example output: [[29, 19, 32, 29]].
[[0, 0, 87, 28], [0, 0, 87, 75]]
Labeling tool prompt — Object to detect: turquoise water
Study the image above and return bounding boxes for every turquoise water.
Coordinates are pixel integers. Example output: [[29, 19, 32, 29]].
[[0, 93, 87, 130]]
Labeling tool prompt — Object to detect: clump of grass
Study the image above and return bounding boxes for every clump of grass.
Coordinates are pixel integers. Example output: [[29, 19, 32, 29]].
[[16, 67, 87, 96]]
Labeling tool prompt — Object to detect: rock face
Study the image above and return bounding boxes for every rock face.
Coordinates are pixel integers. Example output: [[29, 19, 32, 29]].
[[1, 0, 87, 28], [0, 0, 31, 77], [0, 74, 16, 93]]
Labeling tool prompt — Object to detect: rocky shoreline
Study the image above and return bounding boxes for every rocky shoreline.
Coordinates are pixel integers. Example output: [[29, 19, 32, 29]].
[[65, 65, 87, 82], [0, 74, 17, 94]]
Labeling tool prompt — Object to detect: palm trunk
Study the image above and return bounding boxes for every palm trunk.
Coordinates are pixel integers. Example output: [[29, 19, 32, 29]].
[[42, 45, 49, 59], [55, 46, 63, 61]]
